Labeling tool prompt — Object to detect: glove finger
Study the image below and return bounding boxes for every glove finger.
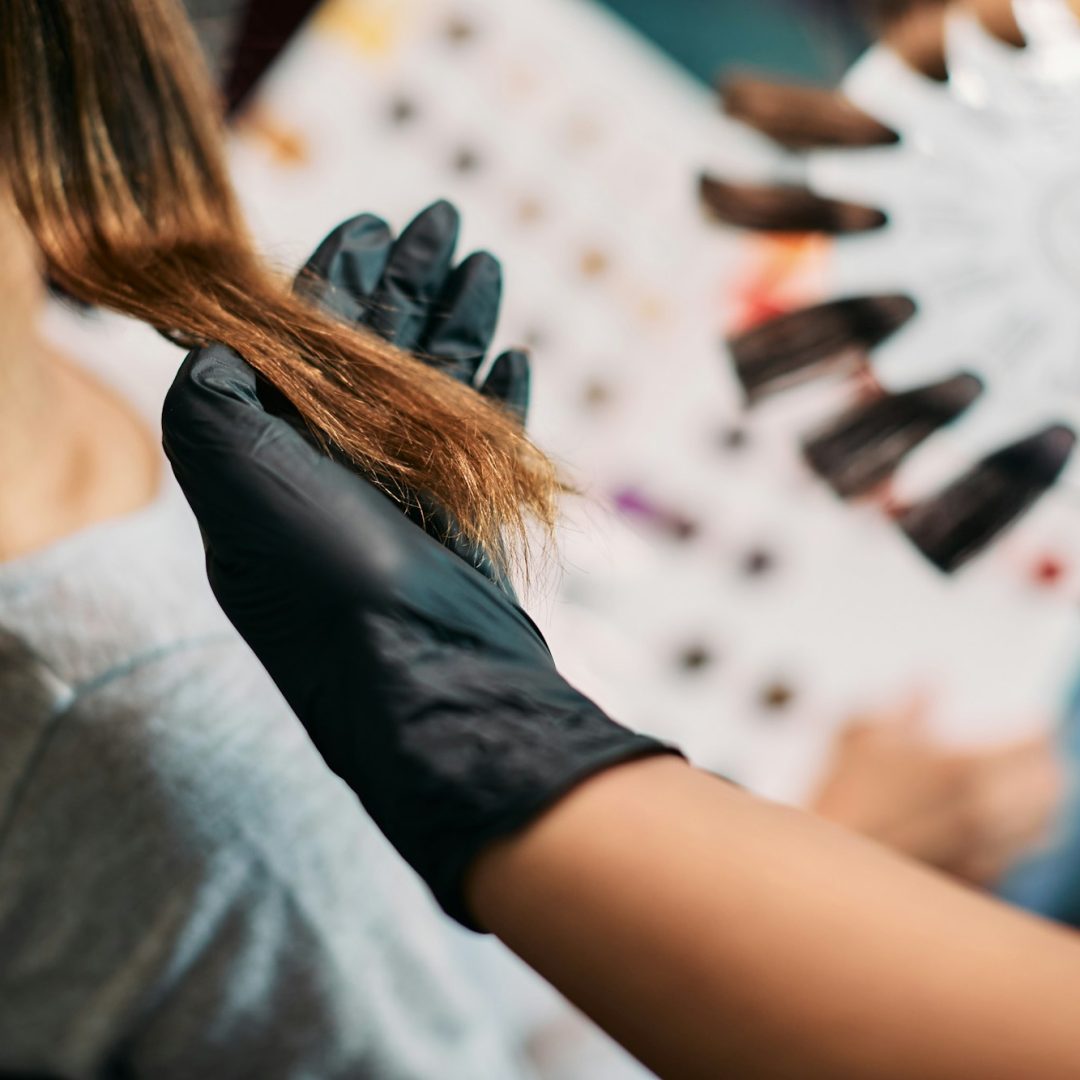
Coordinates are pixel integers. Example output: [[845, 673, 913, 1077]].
[[419, 251, 502, 382], [480, 350, 531, 427], [295, 213, 393, 323], [368, 199, 460, 350]]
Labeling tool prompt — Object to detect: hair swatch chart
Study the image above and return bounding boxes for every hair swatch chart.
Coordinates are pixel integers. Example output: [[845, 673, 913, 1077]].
[[230, 0, 1080, 805]]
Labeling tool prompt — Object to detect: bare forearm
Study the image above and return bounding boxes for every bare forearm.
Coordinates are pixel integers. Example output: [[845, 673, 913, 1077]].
[[467, 757, 1080, 1079]]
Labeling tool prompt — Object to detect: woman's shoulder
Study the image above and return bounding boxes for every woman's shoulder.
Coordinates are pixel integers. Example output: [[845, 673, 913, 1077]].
[[0, 624, 441, 986], [0, 628, 381, 872], [0, 630, 519, 1080]]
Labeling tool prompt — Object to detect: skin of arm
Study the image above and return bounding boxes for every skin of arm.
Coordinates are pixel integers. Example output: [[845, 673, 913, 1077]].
[[467, 756, 1080, 1080]]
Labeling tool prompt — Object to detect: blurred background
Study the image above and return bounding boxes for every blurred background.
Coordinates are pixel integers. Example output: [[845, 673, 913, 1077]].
[[185, 0, 873, 89], [593, 0, 869, 82]]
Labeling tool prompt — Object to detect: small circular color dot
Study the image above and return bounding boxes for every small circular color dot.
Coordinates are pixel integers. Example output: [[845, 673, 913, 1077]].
[[452, 147, 482, 174], [582, 379, 615, 408], [742, 548, 776, 577], [678, 645, 715, 672], [1033, 555, 1066, 586], [719, 426, 749, 451], [671, 518, 700, 542], [760, 681, 795, 712], [388, 97, 418, 125], [444, 16, 477, 44], [579, 249, 610, 278], [516, 196, 546, 224]]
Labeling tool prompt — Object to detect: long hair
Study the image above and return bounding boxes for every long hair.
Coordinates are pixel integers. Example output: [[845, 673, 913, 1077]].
[[0, 0, 558, 566]]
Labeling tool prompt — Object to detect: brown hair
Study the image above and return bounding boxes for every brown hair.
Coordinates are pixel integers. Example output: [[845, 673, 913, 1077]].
[[899, 426, 1074, 572], [727, 295, 916, 400], [803, 374, 981, 497], [0, 0, 558, 566], [699, 175, 887, 235], [720, 73, 899, 150]]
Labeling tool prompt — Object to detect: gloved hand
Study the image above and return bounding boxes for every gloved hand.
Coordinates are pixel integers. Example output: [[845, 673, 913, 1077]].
[[162, 344, 677, 928], [296, 199, 530, 423], [292, 200, 529, 592]]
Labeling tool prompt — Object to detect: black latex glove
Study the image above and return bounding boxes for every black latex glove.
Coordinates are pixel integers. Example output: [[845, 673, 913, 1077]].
[[294, 200, 529, 592], [296, 199, 530, 424], [162, 344, 678, 928]]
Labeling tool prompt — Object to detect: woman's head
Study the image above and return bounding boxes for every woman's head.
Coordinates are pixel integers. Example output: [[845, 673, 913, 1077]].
[[0, 0, 558, 568]]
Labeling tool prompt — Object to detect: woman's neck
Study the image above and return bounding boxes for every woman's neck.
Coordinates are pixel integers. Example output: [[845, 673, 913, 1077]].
[[0, 326, 160, 562]]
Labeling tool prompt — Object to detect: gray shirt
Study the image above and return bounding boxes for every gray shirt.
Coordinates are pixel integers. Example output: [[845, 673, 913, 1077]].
[[0, 414, 530, 1077]]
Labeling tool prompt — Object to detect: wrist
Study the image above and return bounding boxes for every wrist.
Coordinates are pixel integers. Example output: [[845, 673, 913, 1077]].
[[464, 754, 693, 932]]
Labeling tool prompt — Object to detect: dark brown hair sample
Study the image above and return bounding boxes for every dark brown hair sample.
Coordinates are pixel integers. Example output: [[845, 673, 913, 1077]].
[[899, 426, 1076, 571], [880, 1, 951, 79], [700, 176, 887, 235], [728, 295, 917, 401], [804, 374, 982, 496], [721, 74, 899, 151]]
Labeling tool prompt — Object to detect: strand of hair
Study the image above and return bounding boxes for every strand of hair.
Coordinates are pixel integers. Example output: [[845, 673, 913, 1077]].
[[966, 0, 1027, 48], [880, 1, 950, 79], [804, 373, 982, 497], [728, 294, 917, 402], [899, 425, 1076, 572], [700, 175, 887, 234], [721, 73, 899, 150]]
